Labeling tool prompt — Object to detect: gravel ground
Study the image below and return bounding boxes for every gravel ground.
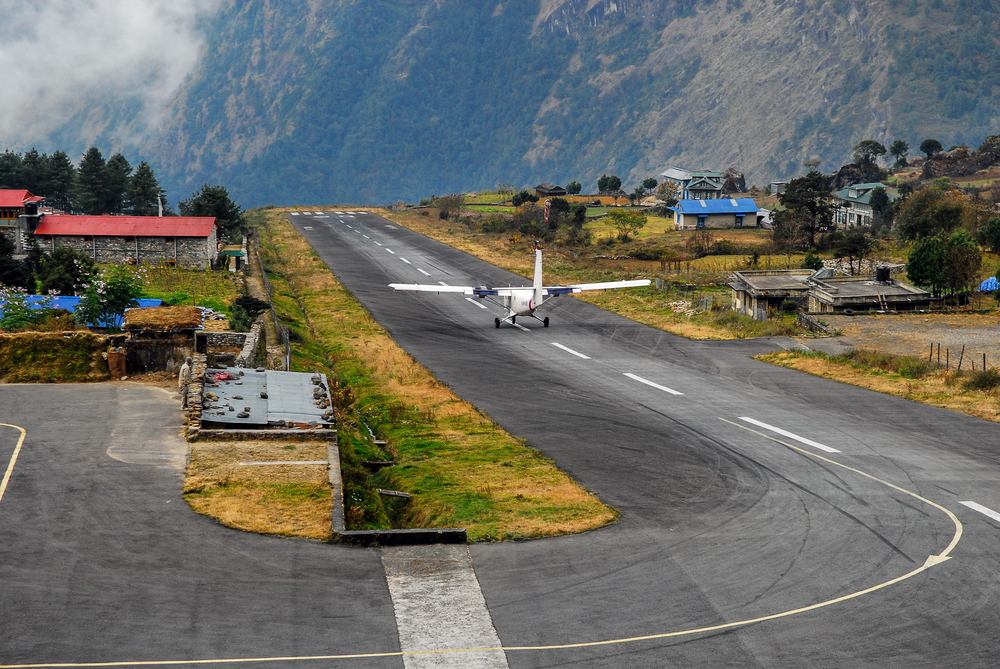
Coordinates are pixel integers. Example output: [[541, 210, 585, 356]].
[[806, 312, 1000, 367]]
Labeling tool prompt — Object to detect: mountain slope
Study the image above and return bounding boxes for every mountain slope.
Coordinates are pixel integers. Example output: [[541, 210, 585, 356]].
[[133, 0, 1000, 204]]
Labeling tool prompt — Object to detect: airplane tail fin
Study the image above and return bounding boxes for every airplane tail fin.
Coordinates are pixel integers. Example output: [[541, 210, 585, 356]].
[[533, 247, 544, 309]]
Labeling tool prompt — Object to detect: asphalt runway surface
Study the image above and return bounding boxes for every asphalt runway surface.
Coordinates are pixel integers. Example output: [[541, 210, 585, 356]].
[[286, 210, 1000, 667], [2, 212, 1000, 668]]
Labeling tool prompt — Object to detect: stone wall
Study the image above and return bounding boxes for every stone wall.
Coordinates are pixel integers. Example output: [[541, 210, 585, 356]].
[[30, 232, 216, 269], [234, 316, 265, 368], [125, 332, 198, 374]]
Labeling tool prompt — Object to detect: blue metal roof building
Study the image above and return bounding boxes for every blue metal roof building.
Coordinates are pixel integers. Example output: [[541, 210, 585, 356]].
[[669, 197, 759, 229], [5, 295, 165, 328]]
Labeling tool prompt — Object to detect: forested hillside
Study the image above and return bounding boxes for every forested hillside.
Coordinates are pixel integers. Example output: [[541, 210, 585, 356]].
[[11, 0, 1000, 206]]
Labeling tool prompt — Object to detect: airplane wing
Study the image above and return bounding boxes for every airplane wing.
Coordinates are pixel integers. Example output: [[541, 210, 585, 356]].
[[544, 279, 650, 295], [388, 283, 474, 295]]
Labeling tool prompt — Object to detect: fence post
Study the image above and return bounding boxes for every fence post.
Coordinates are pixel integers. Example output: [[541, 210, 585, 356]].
[[946, 348, 949, 371], [957, 344, 965, 371]]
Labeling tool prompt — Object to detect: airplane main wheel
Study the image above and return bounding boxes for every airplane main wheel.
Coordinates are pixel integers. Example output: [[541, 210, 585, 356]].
[[511, 316, 516, 324], [494, 317, 500, 329], [543, 317, 549, 327]]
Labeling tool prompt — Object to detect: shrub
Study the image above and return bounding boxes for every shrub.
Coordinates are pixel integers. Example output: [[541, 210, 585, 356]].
[[780, 299, 799, 313], [480, 218, 509, 234], [834, 349, 930, 379], [963, 369, 1000, 391], [801, 252, 824, 270], [438, 210, 449, 220]]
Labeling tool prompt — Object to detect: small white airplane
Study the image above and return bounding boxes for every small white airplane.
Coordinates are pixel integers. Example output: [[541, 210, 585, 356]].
[[389, 246, 650, 328]]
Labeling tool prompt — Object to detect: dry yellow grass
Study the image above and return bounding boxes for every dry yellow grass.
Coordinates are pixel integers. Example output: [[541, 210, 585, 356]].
[[255, 209, 617, 540], [184, 440, 333, 540], [758, 351, 1000, 423], [123, 306, 204, 330]]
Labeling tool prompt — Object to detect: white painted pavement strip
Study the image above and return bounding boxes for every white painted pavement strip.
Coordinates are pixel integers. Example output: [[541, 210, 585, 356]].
[[438, 281, 449, 286], [465, 297, 488, 309], [960, 501, 1000, 524], [386, 248, 396, 254], [417, 268, 431, 276], [383, 545, 509, 669], [401, 258, 411, 264], [303, 226, 313, 230], [551, 342, 590, 359], [363, 234, 371, 239], [513, 323, 529, 332], [624, 372, 682, 395], [738, 417, 841, 453], [375, 241, 383, 246], [290, 212, 300, 215]]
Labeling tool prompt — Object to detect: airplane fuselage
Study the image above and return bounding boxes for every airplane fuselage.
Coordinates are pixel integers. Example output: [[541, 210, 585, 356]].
[[505, 289, 538, 316]]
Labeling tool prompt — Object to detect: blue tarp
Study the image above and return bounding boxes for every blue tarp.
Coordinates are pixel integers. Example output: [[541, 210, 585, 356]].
[[979, 277, 998, 292], [4, 295, 164, 328]]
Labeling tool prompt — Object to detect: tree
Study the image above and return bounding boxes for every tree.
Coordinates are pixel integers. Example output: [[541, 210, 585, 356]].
[[869, 186, 892, 226], [642, 177, 658, 192], [20, 148, 45, 195], [597, 174, 622, 193], [126, 162, 162, 216], [435, 194, 463, 219], [37, 248, 96, 296], [0, 233, 31, 289], [777, 170, 836, 248], [889, 139, 910, 167], [566, 180, 582, 195], [771, 209, 806, 268], [43, 151, 76, 211], [656, 180, 680, 206], [74, 147, 107, 214], [853, 140, 887, 167], [76, 264, 146, 330], [977, 216, 1000, 253], [834, 229, 875, 275], [179, 184, 246, 241], [0, 151, 22, 189], [920, 138, 943, 159], [906, 234, 946, 296], [629, 186, 646, 204], [511, 190, 539, 206], [104, 154, 132, 215], [895, 187, 964, 240], [607, 210, 646, 242], [943, 229, 982, 295]]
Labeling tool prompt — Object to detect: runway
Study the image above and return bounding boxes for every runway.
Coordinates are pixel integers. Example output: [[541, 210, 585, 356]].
[[2, 211, 1000, 668]]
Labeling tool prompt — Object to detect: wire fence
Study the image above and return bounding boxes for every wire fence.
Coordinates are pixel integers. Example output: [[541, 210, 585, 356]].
[[254, 237, 291, 371]]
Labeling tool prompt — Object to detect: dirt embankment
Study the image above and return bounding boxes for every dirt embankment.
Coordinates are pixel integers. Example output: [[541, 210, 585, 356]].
[[0, 332, 111, 383]]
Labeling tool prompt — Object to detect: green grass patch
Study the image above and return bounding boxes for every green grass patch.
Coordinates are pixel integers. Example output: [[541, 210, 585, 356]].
[[0, 332, 110, 382], [834, 349, 932, 379], [143, 265, 242, 313]]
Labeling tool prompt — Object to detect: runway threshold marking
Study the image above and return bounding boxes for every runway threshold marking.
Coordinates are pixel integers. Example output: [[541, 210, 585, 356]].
[[0, 436, 965, 666], [0, 424, 28, 508], [959, 501, 1000, 524], [417, 268, 431, 276], [624, 373, 682, 396], [550, 343, 589, 359], [738, 417, 840, 453], [465, 298, 488, 310]]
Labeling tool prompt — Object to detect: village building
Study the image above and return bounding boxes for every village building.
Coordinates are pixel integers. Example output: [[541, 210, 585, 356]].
[[31, 215, 218, 269], [659, 167, 727, 199], [535, 182, 567, 198], [670, 198, 759, 230], [729, 268, 933, 317], [833, 182, 894, 228], [0, 189, 44, 229]]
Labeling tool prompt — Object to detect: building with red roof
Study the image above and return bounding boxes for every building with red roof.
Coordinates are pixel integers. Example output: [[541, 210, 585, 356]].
[[32, 214, 218, 269], [0, 190, 43, 227]]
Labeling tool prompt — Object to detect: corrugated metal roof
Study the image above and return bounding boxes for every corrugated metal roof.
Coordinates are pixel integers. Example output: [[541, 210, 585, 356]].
[[34, 215, 216, 238], [670, 198, 759, 214], [201, 368, 333, 427], [0, 295, 164, 328], [0, 189, 34, 208]]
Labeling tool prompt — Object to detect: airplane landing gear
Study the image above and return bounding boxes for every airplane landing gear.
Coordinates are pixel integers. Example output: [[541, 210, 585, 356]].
[[543, 317, 549, 327], [494, 317, 500, 329], [511, 316, 516, 324]]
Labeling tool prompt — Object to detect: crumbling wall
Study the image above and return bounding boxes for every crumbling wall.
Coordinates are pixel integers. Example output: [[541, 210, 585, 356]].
[[234, 315, 265, 368], [125, 332, 196, 374]]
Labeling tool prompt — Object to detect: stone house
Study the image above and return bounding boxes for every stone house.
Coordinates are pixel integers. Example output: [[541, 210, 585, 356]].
[[31, 215, 218, 269], [670, 198, 759, 229], [535, 182, 567, 198]]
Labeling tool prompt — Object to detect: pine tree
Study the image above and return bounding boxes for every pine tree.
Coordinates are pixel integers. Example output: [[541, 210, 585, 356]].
[[0, 151, 23, 189], [105, 154, 133, 215], [42, 151, 76, 212], [74, 147, 107, 214], [179, 184, 245, 240], [126, 161, 161, 216]]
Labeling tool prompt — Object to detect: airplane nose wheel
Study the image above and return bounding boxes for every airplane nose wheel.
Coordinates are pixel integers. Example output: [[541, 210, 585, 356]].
[[494, 317, 500, 329], [543, 317, 549, 327]]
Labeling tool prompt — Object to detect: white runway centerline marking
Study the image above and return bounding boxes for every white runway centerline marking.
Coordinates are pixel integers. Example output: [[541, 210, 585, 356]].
[[624, 373, 682, 395], [374, 241, 383, 246], [438, 281, 449, 286], [960, 501, 1000, 524], [465, 298, 488, 310], [513, 323, 530, 331], [401, 258, 411, 264], [738, 417, 840, 453], [303, 226, 313, 230], [363, 234, 370, 239], [551, 342, 590, 359], [386, 248, 395, 254], [417, 268, 431, 276]]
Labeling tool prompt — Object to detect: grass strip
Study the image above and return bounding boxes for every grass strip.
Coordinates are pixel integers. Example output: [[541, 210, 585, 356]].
[[757, 349, 1000, 423], [254, 209, 617, 541]]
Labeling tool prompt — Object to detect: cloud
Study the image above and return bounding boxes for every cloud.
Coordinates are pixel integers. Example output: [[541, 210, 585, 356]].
[[0, 0, 221, 150]]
